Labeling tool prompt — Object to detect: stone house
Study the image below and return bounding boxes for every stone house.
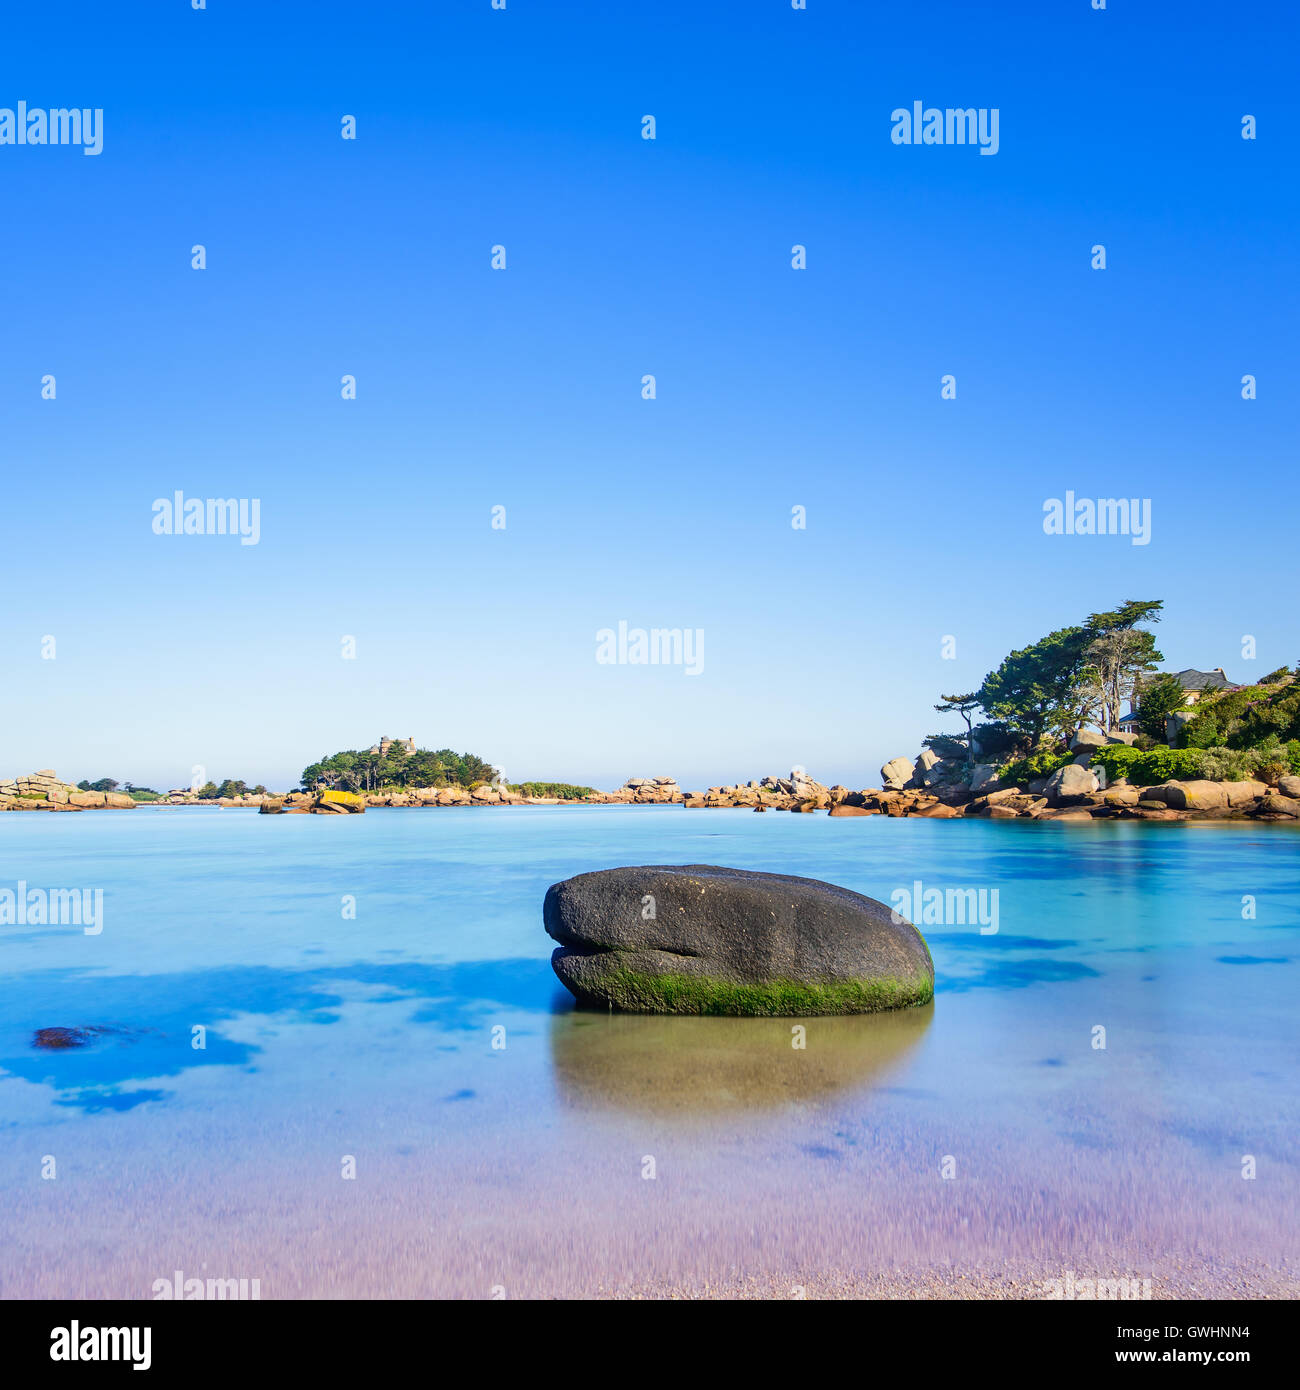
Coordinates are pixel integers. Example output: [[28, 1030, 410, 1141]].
[[1117, 668, 1234, 736]]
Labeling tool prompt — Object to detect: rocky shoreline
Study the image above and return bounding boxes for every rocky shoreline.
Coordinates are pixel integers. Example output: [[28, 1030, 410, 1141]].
[[5, 760, 1298, 823], [0, 771, 137, 811]]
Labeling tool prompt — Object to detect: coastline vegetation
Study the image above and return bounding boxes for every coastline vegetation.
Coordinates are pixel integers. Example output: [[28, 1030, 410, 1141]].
[[929, 599, 1166, 763], [509, 782, 598, 801], [925, 597, 1300, 785], [192, 779, 269, 800], [301, 744, 496, 793], [77, 778, 168, 802], [1177, 673, 1300, 752]]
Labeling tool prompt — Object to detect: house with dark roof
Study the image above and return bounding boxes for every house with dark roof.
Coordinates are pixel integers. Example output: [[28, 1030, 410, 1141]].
[[367, 735, 416, 757], [1117, 668, 1233, 734]]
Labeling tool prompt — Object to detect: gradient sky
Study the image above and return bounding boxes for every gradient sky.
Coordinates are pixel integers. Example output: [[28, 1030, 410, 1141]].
[[2, 1, 1296, 793]]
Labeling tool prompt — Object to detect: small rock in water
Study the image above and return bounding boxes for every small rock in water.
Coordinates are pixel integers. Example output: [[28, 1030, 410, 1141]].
[[32, 1027, 99, 1049], [545, 864, 934, 1016]]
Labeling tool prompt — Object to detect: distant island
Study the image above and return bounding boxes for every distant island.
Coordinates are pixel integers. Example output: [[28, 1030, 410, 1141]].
[[4, 600, 1298, 821]]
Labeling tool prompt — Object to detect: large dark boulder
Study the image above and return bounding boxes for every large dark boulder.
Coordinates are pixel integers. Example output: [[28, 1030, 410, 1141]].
[[544, 864, 934, 1016]]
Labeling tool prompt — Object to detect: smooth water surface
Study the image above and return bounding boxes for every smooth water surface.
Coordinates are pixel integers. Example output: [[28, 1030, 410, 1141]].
[[2, 807, 1296, 1297]]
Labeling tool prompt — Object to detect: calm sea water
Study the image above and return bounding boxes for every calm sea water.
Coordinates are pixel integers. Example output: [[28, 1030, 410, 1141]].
[[1, 806, 1296, 1298]]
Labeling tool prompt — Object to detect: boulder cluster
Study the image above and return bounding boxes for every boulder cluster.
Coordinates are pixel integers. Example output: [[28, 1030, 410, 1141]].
[[839, 739, 1300, 822], [156, 788, 266, 807], [586, 777, 684, 804], [260, 790, 365, 815], [361, 784, 568, 807], [654, 742, 1300, 822], [0, 771, 136, 812], [681, 771, 836, 810], [358, 777, 685, 807]]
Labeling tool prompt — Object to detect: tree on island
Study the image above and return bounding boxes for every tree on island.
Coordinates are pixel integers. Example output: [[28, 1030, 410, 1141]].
[[1082, 600, 1164, 732], [977, 625, 1097, 749], [931, 693, 981, 766], [1132, 672, 1186, 742], [189, 779, 268, 799], [927, 599, 1166, 761], [301, 744, 497, 793]]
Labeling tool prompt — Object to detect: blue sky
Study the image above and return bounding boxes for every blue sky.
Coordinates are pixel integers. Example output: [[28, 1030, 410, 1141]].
[[2, 1, 1296, 792]]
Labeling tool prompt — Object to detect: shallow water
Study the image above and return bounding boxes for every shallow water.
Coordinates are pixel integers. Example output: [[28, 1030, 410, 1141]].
[[1, 806, 1296, 1298]]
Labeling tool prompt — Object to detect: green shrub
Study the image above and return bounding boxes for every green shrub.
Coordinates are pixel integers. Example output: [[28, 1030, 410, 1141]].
[[510, 782, 598, 801], [1134, 673, 1188, 741], [1182, 714, 1222, 749], [1179, 681, 1300, 750], [1242, 736, 1300, 783], [997, 750, 1074, 786], [1092, 746, 1205, 784], [1198, 747, 1266, 782], [1100, 738, 1300, 785], [1090, 746, 1141, 781], [1231, 683, 1300, 748]]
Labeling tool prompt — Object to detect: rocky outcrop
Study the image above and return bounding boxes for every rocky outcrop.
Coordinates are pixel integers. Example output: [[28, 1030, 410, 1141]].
[[681, 771, 831, 811], [262, 789, 364, 815], [881, 757, 914, 791], [0, 770, 136, 812], [585, 777, 684, 805], [1145, 780, 1226, 812], [969, 764, 1000, 794], [545, 865, 934, 1016], [1045, 764, 1100, 804]]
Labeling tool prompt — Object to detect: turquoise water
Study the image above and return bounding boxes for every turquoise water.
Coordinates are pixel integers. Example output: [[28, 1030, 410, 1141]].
[[1, 807, 1296, 1298]]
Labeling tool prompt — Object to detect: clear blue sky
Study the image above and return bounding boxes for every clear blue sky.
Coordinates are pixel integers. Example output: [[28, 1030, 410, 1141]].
[[2, 1, 1296, 793]]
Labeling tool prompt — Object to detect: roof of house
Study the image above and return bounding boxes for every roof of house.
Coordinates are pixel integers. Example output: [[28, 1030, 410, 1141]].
[[1171, 668, 1231, 691]]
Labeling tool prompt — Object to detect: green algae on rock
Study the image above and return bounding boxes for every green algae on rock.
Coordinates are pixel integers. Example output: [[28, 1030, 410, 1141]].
[[545, 864, 934, 1016]]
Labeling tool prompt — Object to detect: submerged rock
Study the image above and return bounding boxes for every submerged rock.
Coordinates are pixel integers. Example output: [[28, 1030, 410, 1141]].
[[32, 1027, 101, 1049], [544, 864, 934, 1016]]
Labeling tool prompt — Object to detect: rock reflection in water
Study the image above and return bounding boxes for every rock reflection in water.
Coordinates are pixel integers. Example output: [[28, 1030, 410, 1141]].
[[549, 1003, 933, 1118]]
